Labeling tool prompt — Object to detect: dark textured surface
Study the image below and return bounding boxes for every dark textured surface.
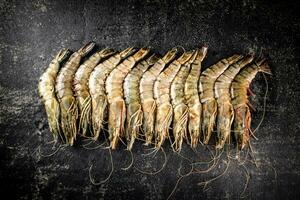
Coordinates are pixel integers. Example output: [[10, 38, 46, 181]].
[[0, 0, 299, 199]]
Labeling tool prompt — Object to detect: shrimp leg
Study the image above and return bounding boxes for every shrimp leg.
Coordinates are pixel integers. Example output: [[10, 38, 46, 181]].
[[38, 48, 70, 141], [154, 51, 194, 149], [214, 55, 254, 149], [106, 48, 150, 149], [74, 48, 115, 137], [56, 42, 95, 145], [184, 46, 208, 148], [199, 54, 242, 145], [171, 51, 197, 151], [231, 59, 271, 149], [124, 54, 160, 150], [139, 48, 178, 145], [89, 47, 135, 140]]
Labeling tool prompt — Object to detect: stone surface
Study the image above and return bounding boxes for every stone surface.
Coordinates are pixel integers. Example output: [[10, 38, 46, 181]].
[[0, 0, 299, 199]]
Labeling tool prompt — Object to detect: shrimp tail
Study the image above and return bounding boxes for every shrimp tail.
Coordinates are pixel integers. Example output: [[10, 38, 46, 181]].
[[143, 99, 156, 145], [56, 48, 71, 62], [202, 99, 217, 145], [258, 60, 272, 75], [109, 100, 126, 149], [156, 103, 173, 149], [78, 42, 96, 57], [234, 105, 251, 150], [173, 104, 188, 151]]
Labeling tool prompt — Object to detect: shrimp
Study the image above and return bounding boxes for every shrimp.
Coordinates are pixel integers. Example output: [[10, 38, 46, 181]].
[[56, 42, 95, 145], [38, 48, 70, 141], [139, 48, 178, 145], [199, 54, 242, 145], [89, 47, 135, 140], [231, 59, 271, 149], [170, 51, 197, 151], [74, 48, 115, 137], [214, 55, 254, 149], [154, 51, 194, 149], [124, 54, 160, 150], [184, 46, 208, 148], [106, 48, 150, 149]]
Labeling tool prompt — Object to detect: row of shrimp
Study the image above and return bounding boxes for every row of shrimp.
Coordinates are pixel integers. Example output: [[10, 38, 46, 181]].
[[38, 42, 271, 151]]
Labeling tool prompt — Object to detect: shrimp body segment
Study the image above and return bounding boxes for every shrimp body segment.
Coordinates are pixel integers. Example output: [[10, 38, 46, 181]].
[[139, 48, 178, 145], [106, 48, 150, 149], [124, 54, 160, 150], [171, 52, 197, 151], [74, 48, 115, 137], [199, 54, 242, 145], [184, 46, 208, 148], [154, 51, 194, 149], [89, 47, 135, 140], [56, 42, 95, 145], [38, 48, 70, 141], [231, 60, 271, 149], [214, 55, 254, 149]]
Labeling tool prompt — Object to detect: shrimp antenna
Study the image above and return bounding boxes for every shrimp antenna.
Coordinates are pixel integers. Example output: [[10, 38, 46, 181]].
[[134, 147, 167, 175], [89, 148, 114, 185]]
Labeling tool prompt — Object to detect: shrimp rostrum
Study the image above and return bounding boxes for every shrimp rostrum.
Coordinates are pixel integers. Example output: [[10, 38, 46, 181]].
[[124, 54, 160, 150], [74, 48, 115, 137], [106, 47, 150, 149], [214, 54, 254, 149], [38, 48, 70, 141], [199, 54, 242, 145], [231, 59, 271, 149], [56, 42, 95, 145], [154, 50, 194, 149]]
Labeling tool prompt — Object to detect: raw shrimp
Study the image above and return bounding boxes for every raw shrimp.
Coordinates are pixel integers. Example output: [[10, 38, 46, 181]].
[[139, 48, 178, 145], [214, 55, 254, 149], [74, 48, 115, 137], [231, 59, 271, 149], [89, 47, 135, 140], [199, 54, 242, 145], [106, 48, 150, 149], [56, 42, 95, 145], [170, 51, 197, 151], [38, 48, 70, 141], [184, 46, 208, 148], [124, 54, 160, 150], [154, 51, 194, 149]]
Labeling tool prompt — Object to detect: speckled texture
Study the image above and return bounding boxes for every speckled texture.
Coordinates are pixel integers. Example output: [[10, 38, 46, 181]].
[[0, 0, 299, 199]]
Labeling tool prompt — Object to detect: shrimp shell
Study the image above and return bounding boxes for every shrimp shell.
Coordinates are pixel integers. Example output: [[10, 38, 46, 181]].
[[74, 48, 115, 137], [231, 59, 271, 149], [199, 54, 242, 145], [170, 51, 197, 151], [214, 55, 254, 149], [184, 46, 208, 148], [56, 42, 95, 145], [89, 47, 135, 140], [154, 51, 194, 149], [106, 48, 150, 149], [139, 48, 178, 145], [38, 48, 70, 141], [124, 54, 160, 150]]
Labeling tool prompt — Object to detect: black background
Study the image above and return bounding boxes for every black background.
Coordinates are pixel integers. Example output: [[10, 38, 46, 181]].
[[0, 0, 299, 199]]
